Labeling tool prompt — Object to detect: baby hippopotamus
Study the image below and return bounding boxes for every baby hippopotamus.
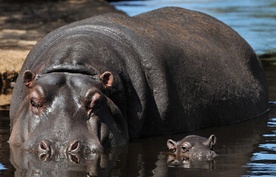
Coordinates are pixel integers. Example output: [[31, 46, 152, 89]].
[[167, 134, 217, 162]]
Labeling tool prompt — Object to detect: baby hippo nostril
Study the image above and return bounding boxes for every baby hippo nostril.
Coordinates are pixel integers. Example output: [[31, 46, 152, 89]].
[[67, 140, 81, 153], [38, 139, 52, 153]]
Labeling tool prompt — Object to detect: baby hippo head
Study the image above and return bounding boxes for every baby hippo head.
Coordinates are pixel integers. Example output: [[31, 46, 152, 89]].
[[167, 134, 217, 161]]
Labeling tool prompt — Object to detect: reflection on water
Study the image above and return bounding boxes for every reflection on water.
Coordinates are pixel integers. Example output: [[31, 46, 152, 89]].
[[9, 145, 128, 177], [0, 164, 7, 170], [166, 153, 216, 169], [243, 106, 276, 177], [0, 104, 275, 176]]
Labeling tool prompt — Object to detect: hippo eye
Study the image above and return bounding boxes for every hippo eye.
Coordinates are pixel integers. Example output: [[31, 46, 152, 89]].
[[30, 99, 41, 108], [30, 100, 37, 108], [172, 148, 176, 153], [181, 142, 192, 153], [90, 112, 95, 117], [29, 86, 45, 111], [85, 91, 102, 117], [85, 91, 101, 107], [182, 146, 188, 152]]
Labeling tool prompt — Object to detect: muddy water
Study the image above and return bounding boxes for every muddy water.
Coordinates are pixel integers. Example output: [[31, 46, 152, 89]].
[[0, 64, 275, 176]]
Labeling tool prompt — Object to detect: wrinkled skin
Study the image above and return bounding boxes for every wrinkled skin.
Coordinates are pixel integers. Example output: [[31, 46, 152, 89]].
[[167, 135, 217, 164], [9, 7, 268, 155]]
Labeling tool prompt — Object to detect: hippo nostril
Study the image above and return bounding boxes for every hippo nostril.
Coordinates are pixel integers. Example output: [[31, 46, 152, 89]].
[[39, 153, 50, 162], [38, 139, 52, 153], [68, 154, 80, 164], [67, 140, 81, 153], [40, 142, 47, 150], [72, 141, 79, 150]]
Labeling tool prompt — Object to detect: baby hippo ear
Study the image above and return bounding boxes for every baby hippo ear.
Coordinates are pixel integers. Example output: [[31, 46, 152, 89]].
[[204, 134, 217, 149], [100, 71, 113, 89], [23, 70, 36, 88], [167, 139, 177, 150]]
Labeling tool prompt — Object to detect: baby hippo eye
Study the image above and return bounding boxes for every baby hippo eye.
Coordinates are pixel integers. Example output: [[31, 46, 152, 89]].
[[181, 142, 191, 153], [182, 146, 189, 152]]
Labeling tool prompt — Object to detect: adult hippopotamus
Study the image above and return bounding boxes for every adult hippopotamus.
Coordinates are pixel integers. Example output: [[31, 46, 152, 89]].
[[9, 7, 268, 155]]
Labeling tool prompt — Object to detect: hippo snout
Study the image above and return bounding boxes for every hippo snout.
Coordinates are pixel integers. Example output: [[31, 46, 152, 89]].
[[38, 139, 81, 154], [191, 150, 217, 161], [35, 138, 100, 162], [38, 139, 53, 154]]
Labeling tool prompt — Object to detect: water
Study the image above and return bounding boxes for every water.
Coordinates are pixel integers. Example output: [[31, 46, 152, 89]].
[[111, 0, 276, 55], [1, 1, 276, 176], [0, 110, 14, 176]]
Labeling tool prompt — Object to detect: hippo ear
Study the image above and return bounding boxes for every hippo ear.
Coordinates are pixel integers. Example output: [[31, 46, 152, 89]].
[[167, 139, 177, 150], [100, 71, 113, 89], [23, 70, 36, 88], [204, 134, 217, 148]]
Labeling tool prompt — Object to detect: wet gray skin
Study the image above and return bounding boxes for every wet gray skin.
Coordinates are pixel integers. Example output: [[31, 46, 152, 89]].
[[9, 7, 268, 157], [9, 71, 129, 157], [167, 134, 217, 164]]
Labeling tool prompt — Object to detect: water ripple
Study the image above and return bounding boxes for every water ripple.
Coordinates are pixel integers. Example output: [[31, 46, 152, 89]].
[[251, 152, 276, 161], [0, 163, 7, 170]]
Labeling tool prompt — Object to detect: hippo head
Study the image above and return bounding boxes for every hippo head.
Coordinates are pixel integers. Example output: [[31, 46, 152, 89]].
[[167, 134, 217, 163], [9, 69, 128, 159]]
